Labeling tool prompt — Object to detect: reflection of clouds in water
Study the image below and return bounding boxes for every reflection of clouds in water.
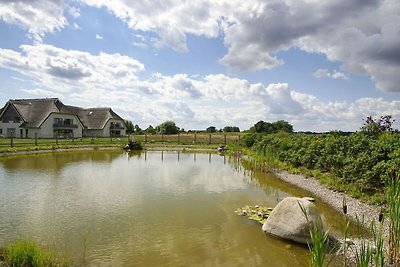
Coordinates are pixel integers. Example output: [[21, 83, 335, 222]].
[[143, 152, 248, 195]]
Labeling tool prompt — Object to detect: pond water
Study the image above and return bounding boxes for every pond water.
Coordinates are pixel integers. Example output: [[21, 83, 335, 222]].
[[0, 150, 346, 266]]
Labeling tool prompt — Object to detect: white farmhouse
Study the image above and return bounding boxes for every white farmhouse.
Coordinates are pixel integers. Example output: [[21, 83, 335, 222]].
[[0, 98, 126, 138]]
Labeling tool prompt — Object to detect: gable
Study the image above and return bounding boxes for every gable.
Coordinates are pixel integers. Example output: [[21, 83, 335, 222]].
[[0, 103, 23, 123]]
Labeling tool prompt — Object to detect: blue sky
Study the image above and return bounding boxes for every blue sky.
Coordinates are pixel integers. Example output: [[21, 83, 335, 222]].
[[0, 0, 399, 132]]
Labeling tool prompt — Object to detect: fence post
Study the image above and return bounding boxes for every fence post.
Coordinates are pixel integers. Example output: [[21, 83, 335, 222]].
[[72, 132, 74, 144], [56, 134, 58, 145], [208, 134, 211, 144], [178, 133, 180, 144], [224, 134, 227, 144], [194, 133, 196, 144], [161, 134, 164, 143], [35, 132, 38, 146], [10, 131, 14, 148], [145, 134, 147, 143]]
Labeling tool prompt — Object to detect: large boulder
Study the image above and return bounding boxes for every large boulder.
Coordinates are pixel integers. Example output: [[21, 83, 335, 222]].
[[262, 197, 322, 244]]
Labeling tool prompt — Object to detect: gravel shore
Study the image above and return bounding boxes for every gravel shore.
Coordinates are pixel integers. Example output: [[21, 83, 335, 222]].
[[273, 170, 392, 265], [273, 170, 387, 232]]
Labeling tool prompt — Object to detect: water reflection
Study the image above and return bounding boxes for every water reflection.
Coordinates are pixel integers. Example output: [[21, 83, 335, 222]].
[[0, 150, 346, 266]]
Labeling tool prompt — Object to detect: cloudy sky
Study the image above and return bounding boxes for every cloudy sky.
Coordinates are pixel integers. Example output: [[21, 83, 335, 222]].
[[0, 0, 399, 132]]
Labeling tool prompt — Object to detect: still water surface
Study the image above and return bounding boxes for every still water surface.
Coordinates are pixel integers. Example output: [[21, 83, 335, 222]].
[[0, 150, 345, 266]]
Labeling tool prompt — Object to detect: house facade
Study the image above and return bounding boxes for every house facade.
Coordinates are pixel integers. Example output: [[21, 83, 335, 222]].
[[0, 98, 126, 138]]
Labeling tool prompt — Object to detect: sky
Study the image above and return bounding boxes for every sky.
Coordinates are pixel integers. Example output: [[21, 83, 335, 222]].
[[0, 0, 399, 132]]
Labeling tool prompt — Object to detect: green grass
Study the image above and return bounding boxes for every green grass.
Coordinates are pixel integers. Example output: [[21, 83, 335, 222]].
[[0, 133, 242, 154], [387, 171, 400, 265], [1, 239, 72, 267]]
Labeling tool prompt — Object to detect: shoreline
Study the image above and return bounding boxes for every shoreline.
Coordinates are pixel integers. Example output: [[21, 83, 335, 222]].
[[272, 170, 387, 231]]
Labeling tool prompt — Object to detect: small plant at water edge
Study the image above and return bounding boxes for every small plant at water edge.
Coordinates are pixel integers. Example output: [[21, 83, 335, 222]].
[[299, 202, 332, 267], [2, 239, 72, 267]]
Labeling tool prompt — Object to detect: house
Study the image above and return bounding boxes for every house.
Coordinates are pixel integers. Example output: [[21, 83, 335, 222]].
[[0, 98, 126, 138]]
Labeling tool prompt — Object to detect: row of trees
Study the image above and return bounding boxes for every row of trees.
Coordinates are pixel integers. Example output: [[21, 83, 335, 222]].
[[125, 119, 294, 135], [125, 120, 243, 135]]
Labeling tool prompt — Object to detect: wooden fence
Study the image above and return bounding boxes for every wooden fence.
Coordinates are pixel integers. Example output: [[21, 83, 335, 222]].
[[0, 133, 242, 148]]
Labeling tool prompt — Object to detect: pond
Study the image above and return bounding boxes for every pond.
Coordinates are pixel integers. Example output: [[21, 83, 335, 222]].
[[0, 150, 347, 266]]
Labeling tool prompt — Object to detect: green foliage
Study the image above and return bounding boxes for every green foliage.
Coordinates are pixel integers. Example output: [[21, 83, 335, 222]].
[[387, 170, 400, 265], [223, 126, 240, 132], [234, 205, 272, 225], [134, 124, 143, 134], [145, 125, 156, 134], [124, 120, 135, 134], [243, 131, 400, 202], [250, 120, 294, 134], [155, 121, 180, 135], [206, 126, 216, 133], [2, 239, 72, 267]]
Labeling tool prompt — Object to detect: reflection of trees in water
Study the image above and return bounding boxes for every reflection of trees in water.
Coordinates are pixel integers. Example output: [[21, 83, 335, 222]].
[[0, 150, 124, 171]]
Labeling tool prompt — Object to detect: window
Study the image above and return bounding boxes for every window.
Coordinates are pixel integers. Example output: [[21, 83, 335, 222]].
[[53, 118, 63, 125], [64, 119, 72, 126]]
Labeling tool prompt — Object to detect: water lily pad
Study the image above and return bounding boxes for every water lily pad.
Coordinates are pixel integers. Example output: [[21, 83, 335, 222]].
[[235, 205, 272, 225]]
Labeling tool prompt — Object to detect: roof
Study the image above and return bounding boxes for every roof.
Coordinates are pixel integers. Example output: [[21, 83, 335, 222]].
[[9, 98, 60, 128], [1, 98, 124, 129]]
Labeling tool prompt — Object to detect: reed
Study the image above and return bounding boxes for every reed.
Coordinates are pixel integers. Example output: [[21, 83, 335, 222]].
[[2, 239, 72, 267], [386, 170, 400, 265], [299, 203, 331, 267]]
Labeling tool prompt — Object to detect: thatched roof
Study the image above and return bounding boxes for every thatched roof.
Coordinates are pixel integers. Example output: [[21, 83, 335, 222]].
[[1, 98, 124, 129]]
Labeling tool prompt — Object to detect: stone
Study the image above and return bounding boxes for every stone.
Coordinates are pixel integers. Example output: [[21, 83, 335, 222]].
[[262, 197, 322, 244], [303, 197, 315, 202]]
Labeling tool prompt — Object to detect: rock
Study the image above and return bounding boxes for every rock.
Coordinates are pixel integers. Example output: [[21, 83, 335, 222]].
[[303, 197, 315, 202], [262, 197, 322, 244]]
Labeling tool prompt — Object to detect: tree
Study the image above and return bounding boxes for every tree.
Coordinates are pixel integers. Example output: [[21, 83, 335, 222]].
[[124, 120, 135, 134], [223, 126, 233, 132], [155, 121, 180, 134], [145, 125, 156, 134], [134, 124, 143, 134], [251, 120, 293, 134], [206, 126, 216, 133], [361, 115, 396, 135], [272, 120, 294, 133], [232, 126, 240, 132]]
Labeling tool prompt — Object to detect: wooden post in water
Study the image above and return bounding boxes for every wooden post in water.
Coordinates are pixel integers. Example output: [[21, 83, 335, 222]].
[[56, 134, 58, 145], [194, 133, 196, 144], [145, 133, 147, 143], [10, 131, 13, 148], [161, 134, 164, 143], [208, 134, 211, 144], [35, 132, 38, 146], [177, 133, 180, 144], [224, 134, 227, 144]]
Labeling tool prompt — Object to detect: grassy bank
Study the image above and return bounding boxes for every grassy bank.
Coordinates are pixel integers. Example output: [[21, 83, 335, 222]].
[[241, 131, 400, 204], [0, 133, 241, 154]]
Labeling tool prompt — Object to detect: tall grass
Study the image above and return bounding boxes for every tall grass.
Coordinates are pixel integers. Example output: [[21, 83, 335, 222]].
[[371, 221, 385, 267], [299, 202, 331, 267], [2, 239, 72, 267], [387, 170, 400, 265]]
